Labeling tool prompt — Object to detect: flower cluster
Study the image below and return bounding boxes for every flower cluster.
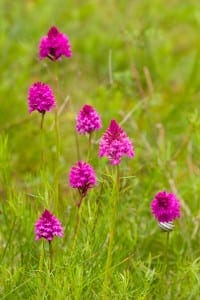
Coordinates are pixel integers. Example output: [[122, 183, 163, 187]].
[[69, 161, 96, 197], [76, 104, 102, 134], [30, 24, 182, 249], [35, 210, 64, 241], [27, 25, 167, 249], [28, 82, 56, 113], [99, 120, 134, 165], [151, 191, 181, 223], [39, 26, 72, 61]]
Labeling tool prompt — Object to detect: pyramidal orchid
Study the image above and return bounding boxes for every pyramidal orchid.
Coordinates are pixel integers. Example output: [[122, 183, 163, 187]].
[[100, 120, 134, 292], [69, 161, 96, 201], [99, 119, 134, 165], [69, 161, 97, 251], [76, 104, 102, 134], [39, 26, 72, 61], [35, 209, 64, 241], [151, 191, 181, 267], [28, 82, 56, 114], [151, 190, 181, 224]]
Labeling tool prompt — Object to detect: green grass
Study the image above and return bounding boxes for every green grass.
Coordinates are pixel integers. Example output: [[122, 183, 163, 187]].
[[1, 0, 200, 299]]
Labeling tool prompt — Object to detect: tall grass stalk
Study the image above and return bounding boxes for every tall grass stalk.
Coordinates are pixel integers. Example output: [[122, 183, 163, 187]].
[[165, 231, 170, 269], [71, 194, 84, 254], [40, 113, 46, 169], [40, 111, 45, 130], [51, 63, 61, 212], [102, 165, 120, 298], [54, 106, 60, 212], [48, 240, 53, 273], [87, 132, 93, 162], [1, 217, 16, 264], [39, 240, 45, 272], [74, 128, 81, 161]]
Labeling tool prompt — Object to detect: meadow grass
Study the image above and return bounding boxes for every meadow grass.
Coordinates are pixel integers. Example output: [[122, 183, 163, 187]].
[[1, 0, 200, 299]]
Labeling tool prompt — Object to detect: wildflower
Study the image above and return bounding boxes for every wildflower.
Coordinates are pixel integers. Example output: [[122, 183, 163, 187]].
[[99, 119, 134, 165], [151, 191, 181, 223], [76, 104, 102, 134], [39, 26, 72, 60], [35, 209, 64, 241], [69, 161, 96, 197], [28, 82, 56, 114]]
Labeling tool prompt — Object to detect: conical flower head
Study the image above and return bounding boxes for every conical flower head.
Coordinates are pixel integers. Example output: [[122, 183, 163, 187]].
[[151, 191, 181, 222], [35, 210, 64, 241], [76, 104, 102, 134], [69, 161, 96, 197], [28, 82, 56, 113], [39, 26, 72, 60], [99, 120, 134, 165]]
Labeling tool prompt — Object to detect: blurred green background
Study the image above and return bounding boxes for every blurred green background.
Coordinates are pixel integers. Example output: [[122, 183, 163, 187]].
[[2, 0, 200, 233], [1, 0, 200, 176]]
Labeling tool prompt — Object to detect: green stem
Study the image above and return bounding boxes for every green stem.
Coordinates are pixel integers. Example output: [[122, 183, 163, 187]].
[[40, 113, 45, 167], [116, 165, 120, 191], [1, 217, 16, 263], [71, 194, 84, 254], [52, 63, 60, 160], [54, 106, 60, 211], [54, 107, 61, 161], [87, 132, 93, 162], [102, 166, 120, 298], [74, 129, 81, 161], [37, 240, 45, 294], [40, 111, 45, 130], [48, 240, 53, 273], [52, 63, 60, 212], [39, 240, 45, 272], [165, 231, 170, 268]]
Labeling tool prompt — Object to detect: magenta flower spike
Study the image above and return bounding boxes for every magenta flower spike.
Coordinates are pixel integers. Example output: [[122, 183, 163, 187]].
[[151, 191, 181, 223], [99, 119, 134, 165], [76, 104, 102, 134], [39, 26, 72, 61], [69, 161, 96, 198], [35, 210, 64, 241], [28, 82, 56, 114]]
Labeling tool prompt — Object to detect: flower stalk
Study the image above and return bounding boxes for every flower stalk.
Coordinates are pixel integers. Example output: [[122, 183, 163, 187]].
[[151, 191, 181, 272], [165, 231, 170, 266], [69, 161, 96, 253], [48, 240, 53, 273], [71, 194, 84, 253], [40, 111, 45, 130], [87, 132, 93, 162], [102, 165, 120, 298]]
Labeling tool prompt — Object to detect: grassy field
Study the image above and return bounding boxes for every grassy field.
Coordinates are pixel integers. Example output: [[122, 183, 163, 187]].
[[1, 0, 200, 299]]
